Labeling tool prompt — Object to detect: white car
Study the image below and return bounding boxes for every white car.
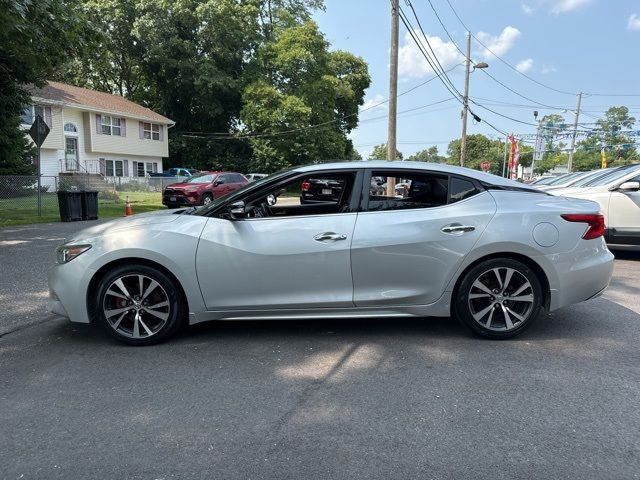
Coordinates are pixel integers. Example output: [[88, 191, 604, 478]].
[[552, 164, 640, 245], [245, 173, 268, 182], [48, 161, 614, 345]]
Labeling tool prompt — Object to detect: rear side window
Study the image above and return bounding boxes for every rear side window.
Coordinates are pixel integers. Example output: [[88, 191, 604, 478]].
[[449, 177, 478, 203], [367, 171, 449, 211]]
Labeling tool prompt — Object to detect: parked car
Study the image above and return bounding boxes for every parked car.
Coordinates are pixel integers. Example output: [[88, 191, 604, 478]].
[[552, 163, 640, 245], [540, 168, 615, 192], [149, 168, 199, 178], [49, 161, 614, 345], [246, 173, 268, 182], [162, 171, 247, 208], [300, 177, 345, 204]]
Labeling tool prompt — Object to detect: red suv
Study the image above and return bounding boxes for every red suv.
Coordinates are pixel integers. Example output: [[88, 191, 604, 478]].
[[162, 171, 248, 208]]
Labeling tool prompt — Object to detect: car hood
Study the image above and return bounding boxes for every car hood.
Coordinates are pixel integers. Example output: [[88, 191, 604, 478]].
[[165, 182, 203, 189], [66, 209, 181, 243]]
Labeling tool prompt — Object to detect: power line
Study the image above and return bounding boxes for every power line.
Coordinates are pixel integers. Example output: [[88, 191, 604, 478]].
[[442, 0, 640, 98], [398, 4, 463, 102]]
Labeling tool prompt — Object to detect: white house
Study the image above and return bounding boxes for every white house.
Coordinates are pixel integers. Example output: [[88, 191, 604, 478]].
[[23, 81, 174, 182]]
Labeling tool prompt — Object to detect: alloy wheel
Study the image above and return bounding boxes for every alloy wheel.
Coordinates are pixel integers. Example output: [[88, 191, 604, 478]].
[[467, 267, 535, 332], [102, 274, 171, 339]]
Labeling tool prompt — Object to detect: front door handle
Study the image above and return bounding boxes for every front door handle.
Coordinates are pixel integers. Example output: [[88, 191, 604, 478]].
[[314, 232, 348, 242], [441, 224, 475, 234]]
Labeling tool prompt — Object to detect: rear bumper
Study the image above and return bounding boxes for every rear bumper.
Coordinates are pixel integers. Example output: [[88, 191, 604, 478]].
[[544, 241, 614, 311]]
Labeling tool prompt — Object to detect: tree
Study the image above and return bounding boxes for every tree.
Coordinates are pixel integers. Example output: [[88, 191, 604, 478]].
[[241, 21, 370, 172], [408, 146, 444, 163], [0, 0, 84, 174], [369, 143, 402, 160], [445, 134, 504, 175]]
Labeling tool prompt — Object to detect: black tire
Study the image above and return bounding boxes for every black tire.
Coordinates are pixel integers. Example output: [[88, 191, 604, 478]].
[[95, 264, 185, 345], [200, 193, 213, 206], [454, 258, 544, 339]]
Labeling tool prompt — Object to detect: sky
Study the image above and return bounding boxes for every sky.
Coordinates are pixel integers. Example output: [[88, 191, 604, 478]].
[[313, 0, 640, 159]]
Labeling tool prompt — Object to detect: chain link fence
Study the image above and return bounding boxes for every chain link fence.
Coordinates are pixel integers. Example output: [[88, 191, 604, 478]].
[[0, 175, 185, 225]]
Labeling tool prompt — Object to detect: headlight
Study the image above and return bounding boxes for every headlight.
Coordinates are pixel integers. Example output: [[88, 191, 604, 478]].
[[56, 244, 92, 264]]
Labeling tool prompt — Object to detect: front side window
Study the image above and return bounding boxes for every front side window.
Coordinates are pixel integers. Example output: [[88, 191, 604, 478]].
[[102, 116, 122, 136], [237, 172, 357, 219], [367, 171, 449, 211]]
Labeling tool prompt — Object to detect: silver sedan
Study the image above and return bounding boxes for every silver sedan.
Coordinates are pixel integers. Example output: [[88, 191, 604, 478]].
[[48, 161, 614, 345]]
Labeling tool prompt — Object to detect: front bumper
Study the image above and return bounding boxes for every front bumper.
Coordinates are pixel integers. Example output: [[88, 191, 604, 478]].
[[47, 259, 95, 323], [162, 193, 198, 206]]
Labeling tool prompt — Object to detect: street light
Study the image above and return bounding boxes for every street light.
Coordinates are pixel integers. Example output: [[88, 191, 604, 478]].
[[460, 31, 489, 167]]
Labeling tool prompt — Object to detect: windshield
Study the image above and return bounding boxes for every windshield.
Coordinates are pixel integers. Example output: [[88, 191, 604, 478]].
[[532, 177, 557, 185], [546, 173, 579, 186], [568, 168, 614, 187], [584, 165, 640, 187], [193, 168, 295, 216], [185, 173, 216, 184]]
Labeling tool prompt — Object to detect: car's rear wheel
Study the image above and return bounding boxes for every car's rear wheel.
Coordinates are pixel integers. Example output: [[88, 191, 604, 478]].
[[95, 264, 185, 345], [201, 193, 213, 206], [454, 258, 544, 339]]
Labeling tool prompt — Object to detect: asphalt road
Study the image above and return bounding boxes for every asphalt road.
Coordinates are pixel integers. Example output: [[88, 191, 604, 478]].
[[1, 222, 639, 480]]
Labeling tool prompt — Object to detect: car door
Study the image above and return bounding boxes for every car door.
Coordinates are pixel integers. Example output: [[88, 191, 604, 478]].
[[211, 174, 230, 197], [195, 169, 362, 310], [607, 173, 640, 243], [351, 169, 497, 306]]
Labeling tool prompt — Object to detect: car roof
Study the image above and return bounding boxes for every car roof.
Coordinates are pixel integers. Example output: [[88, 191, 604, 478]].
[[293, 160, 537, 190]]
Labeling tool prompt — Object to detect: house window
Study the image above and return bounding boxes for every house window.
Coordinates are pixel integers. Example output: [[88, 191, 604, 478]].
[[137, 162, 156, 177], [105, 160, 124, 177], [102, 116, 122, 136], [64, 123, 77, 133], [21, 105, 51, 127], [143, 122, 160, 140]]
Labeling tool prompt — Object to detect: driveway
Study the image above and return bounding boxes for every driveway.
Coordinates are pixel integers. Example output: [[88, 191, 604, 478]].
[[1, 222, 639, 479]]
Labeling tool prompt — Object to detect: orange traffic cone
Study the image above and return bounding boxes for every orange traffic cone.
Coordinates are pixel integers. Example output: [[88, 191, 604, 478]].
[[124, 195, 133, 216]]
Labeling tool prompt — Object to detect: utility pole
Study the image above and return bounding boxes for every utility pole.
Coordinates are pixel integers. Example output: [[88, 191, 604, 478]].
[[459, 32, 471, 167], [531, 114, 544, 178], [501, 134, 509, 177], [567, 92, 582, 173], [386, 0, 399, 196]]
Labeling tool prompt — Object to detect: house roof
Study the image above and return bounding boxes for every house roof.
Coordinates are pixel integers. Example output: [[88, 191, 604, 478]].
[[29, 81, 174, 124]]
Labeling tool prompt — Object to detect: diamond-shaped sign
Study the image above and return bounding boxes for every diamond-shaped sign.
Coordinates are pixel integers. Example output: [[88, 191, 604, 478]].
[[29, 114, 50, 148]]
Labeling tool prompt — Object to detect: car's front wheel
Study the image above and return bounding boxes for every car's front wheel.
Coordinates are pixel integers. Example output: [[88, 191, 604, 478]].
[[95, 264, 185, 345], [454, 258, 544, 339], [201, 193, 213, 206]]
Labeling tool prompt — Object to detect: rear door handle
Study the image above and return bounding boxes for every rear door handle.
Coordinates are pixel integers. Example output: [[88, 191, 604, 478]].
[[314, 232, 347, 242], [441, 224, 475, 234]]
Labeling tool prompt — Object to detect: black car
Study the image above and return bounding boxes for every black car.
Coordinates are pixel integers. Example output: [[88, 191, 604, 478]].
[[300, 178, 345, 204]]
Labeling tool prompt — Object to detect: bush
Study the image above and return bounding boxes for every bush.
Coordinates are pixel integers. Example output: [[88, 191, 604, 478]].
[[115, 180, 149, 192], [98, 190, 120, 202]]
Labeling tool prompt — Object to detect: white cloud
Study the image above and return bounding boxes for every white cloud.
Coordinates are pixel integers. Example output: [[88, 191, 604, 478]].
[[398, 30, 464, 79], [541, 64, 557, 74], [516, 58, 534, 73], [476, 26, 521, 59], [547, 0, 591, 15], [360, 94, 387, 112], [628, 13, 640, 31], [521, 3, 534, 14]]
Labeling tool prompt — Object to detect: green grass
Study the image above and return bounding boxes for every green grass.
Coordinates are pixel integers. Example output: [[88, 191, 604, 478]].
[[0, 191, 165, 227]]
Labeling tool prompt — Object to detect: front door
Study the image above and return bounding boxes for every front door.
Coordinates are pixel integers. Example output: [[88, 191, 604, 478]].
[[65, 137, 78, 171], [607, 173, 640, 243], [195, 170, 361, 310]]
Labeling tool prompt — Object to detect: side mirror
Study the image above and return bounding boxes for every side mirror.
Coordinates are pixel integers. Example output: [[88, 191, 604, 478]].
[[618, 181, 640, 192], [227, 201, 245, 219]]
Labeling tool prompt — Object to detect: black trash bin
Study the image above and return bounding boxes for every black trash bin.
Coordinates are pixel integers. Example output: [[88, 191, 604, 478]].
[[57, 191, 83, 222], [81, 190, 99, 220]]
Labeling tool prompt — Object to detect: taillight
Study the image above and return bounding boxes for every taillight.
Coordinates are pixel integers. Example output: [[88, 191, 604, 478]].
[[301, 181, 311, 192], [561, 214, 605, 240]]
